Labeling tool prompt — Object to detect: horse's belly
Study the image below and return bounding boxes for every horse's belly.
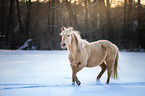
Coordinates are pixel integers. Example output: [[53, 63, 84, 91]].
[[86, 59, 103, 67], [86, 49, 107, 67], [86, 55, 105, 67]]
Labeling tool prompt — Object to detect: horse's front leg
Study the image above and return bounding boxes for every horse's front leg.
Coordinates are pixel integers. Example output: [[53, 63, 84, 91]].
[[72, 71, 80, 85], [71, 63, 84, 85], [71, 65, 76, 85]]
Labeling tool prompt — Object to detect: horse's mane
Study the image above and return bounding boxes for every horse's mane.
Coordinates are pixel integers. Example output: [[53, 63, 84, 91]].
[[71, 28, 89, 49], [71, 29, 81, 39]]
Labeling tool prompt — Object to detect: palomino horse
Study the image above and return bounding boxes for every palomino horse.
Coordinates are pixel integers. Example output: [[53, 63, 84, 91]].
[[60, 27, 119, 85]]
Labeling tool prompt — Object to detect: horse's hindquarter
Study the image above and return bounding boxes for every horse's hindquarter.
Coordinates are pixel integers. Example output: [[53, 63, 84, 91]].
[[86, 41, 108, 67]]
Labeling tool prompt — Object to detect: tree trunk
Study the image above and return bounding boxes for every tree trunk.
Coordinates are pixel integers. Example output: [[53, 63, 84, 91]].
[[98, 0, 105, 39], [137, 0, 145, 48], [16, 0, 22, 34], [26, 0, 31, 38], [95, 0, 100, 38], [85, 0, 88, 26], [7, 0, 13, 41], [65, 0, 79, 29], [127, 0, 133, 49], [11, 0, 15, 42], [1, 0, 5, 41], [123, 0, 127, 49], [123, 0, 127, 33], [138, 0, 141, 30], [47, 0, 52, 34], [106, 0, 113, 41], [51, 0, 55, 35], [47, 0, 57, 49]]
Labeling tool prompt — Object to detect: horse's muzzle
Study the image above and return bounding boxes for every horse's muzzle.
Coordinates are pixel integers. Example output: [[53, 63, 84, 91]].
[[60, 43, 66, 49]]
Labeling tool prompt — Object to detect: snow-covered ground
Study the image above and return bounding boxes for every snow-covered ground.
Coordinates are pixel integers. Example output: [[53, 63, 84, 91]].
[[0, 50, 145, 96]]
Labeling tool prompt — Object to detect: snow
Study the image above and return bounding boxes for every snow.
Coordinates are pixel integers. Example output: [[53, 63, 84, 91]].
[[0, 50, 145, 96], [18, 39, 37, 50]]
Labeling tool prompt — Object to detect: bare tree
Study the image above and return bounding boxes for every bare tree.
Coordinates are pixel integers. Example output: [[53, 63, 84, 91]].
[[64, 0, 79, 29], [7, 0, 15, 41], [98, 0, 106, 39], [137, 0, 145, 48], [106, 0, 113, 41], [16, 0, 22, 34], [1, 0, 5, 41], [123, 0, 127, 34], [122, 0, 127, 48], [26, 0, 31, 37]]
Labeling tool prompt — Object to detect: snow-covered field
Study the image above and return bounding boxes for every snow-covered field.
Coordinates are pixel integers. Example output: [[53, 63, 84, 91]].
[[0, 50, 145, 96]]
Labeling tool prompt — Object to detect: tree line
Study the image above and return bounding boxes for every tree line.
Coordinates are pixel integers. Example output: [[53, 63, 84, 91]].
[[0, 0, 145, 50]]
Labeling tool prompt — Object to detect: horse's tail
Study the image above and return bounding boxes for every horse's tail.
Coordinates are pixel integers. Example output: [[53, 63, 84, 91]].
[[112, 51, 119, 79]]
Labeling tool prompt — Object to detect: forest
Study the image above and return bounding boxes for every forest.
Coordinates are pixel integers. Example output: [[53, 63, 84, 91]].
[[0, 0, 145, 50]]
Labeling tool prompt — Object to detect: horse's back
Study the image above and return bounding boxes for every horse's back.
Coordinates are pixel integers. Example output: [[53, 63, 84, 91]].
[[93, 40, 118, 52], [95, 40, 119, 57], [86, 40, 118, 67], [89, 40, 118, 52], [94, 40, 119, 63]]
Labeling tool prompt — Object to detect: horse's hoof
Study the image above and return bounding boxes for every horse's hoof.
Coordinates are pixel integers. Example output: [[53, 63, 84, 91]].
[[106, 82, 109, 84], [72, 82, 75, 85], [77, 81, 81, 85]]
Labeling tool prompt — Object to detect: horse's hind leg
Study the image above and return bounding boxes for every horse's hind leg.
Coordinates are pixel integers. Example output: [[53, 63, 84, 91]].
[[106, 69, 111, 84], [97, 62, 106, 81], [106, 60, 114, 84]]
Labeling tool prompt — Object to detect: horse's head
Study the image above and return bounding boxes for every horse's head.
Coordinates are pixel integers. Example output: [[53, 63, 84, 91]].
[[60, 26, 73, 49]]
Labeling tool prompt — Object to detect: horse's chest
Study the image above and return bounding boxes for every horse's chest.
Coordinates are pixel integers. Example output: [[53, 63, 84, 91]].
[[72, 54, 81, 64]]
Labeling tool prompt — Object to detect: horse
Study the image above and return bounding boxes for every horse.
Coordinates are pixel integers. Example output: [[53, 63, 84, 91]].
[[60, 26, 119, 85]]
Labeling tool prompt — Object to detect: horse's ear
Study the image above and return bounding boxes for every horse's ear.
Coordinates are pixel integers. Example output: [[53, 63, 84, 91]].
[[69, 27, 73, 32], [61, 26, 66, 30]]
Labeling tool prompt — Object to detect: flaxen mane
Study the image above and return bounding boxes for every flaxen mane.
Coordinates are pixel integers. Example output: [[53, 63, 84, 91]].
[[72, 29, 89, 49]]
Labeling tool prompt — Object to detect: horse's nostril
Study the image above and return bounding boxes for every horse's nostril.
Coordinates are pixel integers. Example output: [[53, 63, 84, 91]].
[[60, 43, 66, 47]]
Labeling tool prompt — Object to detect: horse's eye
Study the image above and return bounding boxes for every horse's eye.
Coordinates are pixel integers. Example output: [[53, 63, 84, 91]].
[[68, 35, 70, 37]]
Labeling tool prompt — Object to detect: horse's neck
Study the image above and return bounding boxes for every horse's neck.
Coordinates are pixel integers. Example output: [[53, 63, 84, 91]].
[[68, 38, 81, 56]]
